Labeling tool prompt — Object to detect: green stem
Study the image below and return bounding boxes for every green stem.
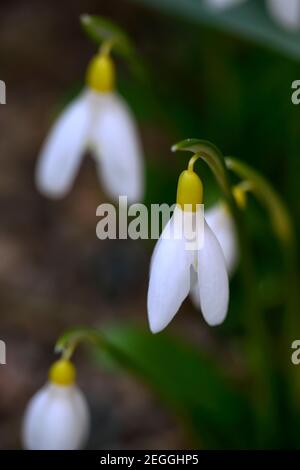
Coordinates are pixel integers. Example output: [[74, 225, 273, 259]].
[[55, 327, 101, 357], [55, 326, 140, 375]]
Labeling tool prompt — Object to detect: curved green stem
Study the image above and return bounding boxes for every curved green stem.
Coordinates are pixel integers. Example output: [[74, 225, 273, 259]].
[[80, 14, 146, 82], [172, 139, 230, 197], [55, 327, 101, 358], [99, 39, 115, 56], [55, 326, 138, 373]]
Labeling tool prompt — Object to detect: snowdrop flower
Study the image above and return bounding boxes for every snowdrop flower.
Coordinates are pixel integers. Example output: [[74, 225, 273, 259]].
[[147, 156, 229, 333], [206, 0, 300, 31], [22, 359, 90, 450], [36, 49, 144, 203]]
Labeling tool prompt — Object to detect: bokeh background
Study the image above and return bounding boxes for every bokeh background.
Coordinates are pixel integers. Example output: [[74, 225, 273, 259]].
[[0, 0, 300, 449]]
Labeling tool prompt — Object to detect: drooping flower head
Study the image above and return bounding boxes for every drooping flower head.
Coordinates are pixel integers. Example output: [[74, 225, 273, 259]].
[[147, 154, 229, 333], [22, 359, 90, 450], [36, 43, 144, 203]]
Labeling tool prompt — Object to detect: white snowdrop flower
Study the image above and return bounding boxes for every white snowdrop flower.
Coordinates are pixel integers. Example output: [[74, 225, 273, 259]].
[[266, 0, 300, 31], [147, 160, 229, 333], [22, 359, 90, 450], [36, 51, 144, 203]]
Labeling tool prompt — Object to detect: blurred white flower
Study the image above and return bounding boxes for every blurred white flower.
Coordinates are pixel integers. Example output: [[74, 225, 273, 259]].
[[36, 53, 144, 203], [147, 167, 229, 333], [22, 360, 90, 450], [206, 0, 300, 31], [266, 0, 300, 31]]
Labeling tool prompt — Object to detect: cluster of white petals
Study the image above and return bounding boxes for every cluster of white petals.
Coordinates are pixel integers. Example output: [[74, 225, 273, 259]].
[[22, 382, 90, 450], [147, 206, 230, 333]]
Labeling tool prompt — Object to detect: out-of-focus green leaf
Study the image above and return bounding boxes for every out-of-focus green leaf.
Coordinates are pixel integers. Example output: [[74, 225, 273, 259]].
[[130, 0, 300, 60], [57, 325, 253, 448]]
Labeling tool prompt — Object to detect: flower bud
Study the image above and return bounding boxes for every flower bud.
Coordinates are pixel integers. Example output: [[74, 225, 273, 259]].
[[22, 360, 90, 450]]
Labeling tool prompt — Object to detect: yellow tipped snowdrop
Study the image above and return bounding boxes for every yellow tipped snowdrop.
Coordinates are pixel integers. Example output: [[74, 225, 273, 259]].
[[22, 359, 90, 450], [147, 156, 229, 333], [36, 49, 144, 203]]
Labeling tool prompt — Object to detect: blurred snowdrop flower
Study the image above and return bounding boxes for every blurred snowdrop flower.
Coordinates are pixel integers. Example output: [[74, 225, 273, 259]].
[[206, 0, 300, 31], [36, 50, 144, 203], [22, 359, 90, 450], [266, 0, 300, 31], [147, 158, 229, 333]]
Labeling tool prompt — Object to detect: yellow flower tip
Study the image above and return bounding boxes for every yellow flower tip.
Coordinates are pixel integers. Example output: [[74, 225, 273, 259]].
[[49, 359, 76, 386], [176, 170, 203, 212], [232, 186, 247, 209], [86, 53, 115, 93]]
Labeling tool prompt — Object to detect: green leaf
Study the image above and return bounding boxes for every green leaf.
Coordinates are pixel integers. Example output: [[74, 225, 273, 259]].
[[130, 0, 300, 60], [56, 325, 253, 448]]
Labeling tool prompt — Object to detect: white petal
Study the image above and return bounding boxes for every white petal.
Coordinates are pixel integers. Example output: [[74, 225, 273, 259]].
[[22, 383, 90, 450], [205, 203, 238, 275], [35, 91, 91, 198], [206, 0, 247, 9], [197, 220, 229, 326], [90, 93, 144, 203], [147, 207, 193, 333], [267, 0, 300, 30]]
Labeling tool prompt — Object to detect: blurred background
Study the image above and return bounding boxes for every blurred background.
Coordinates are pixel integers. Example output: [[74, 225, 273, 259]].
[[0, 0, 300, 449]]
